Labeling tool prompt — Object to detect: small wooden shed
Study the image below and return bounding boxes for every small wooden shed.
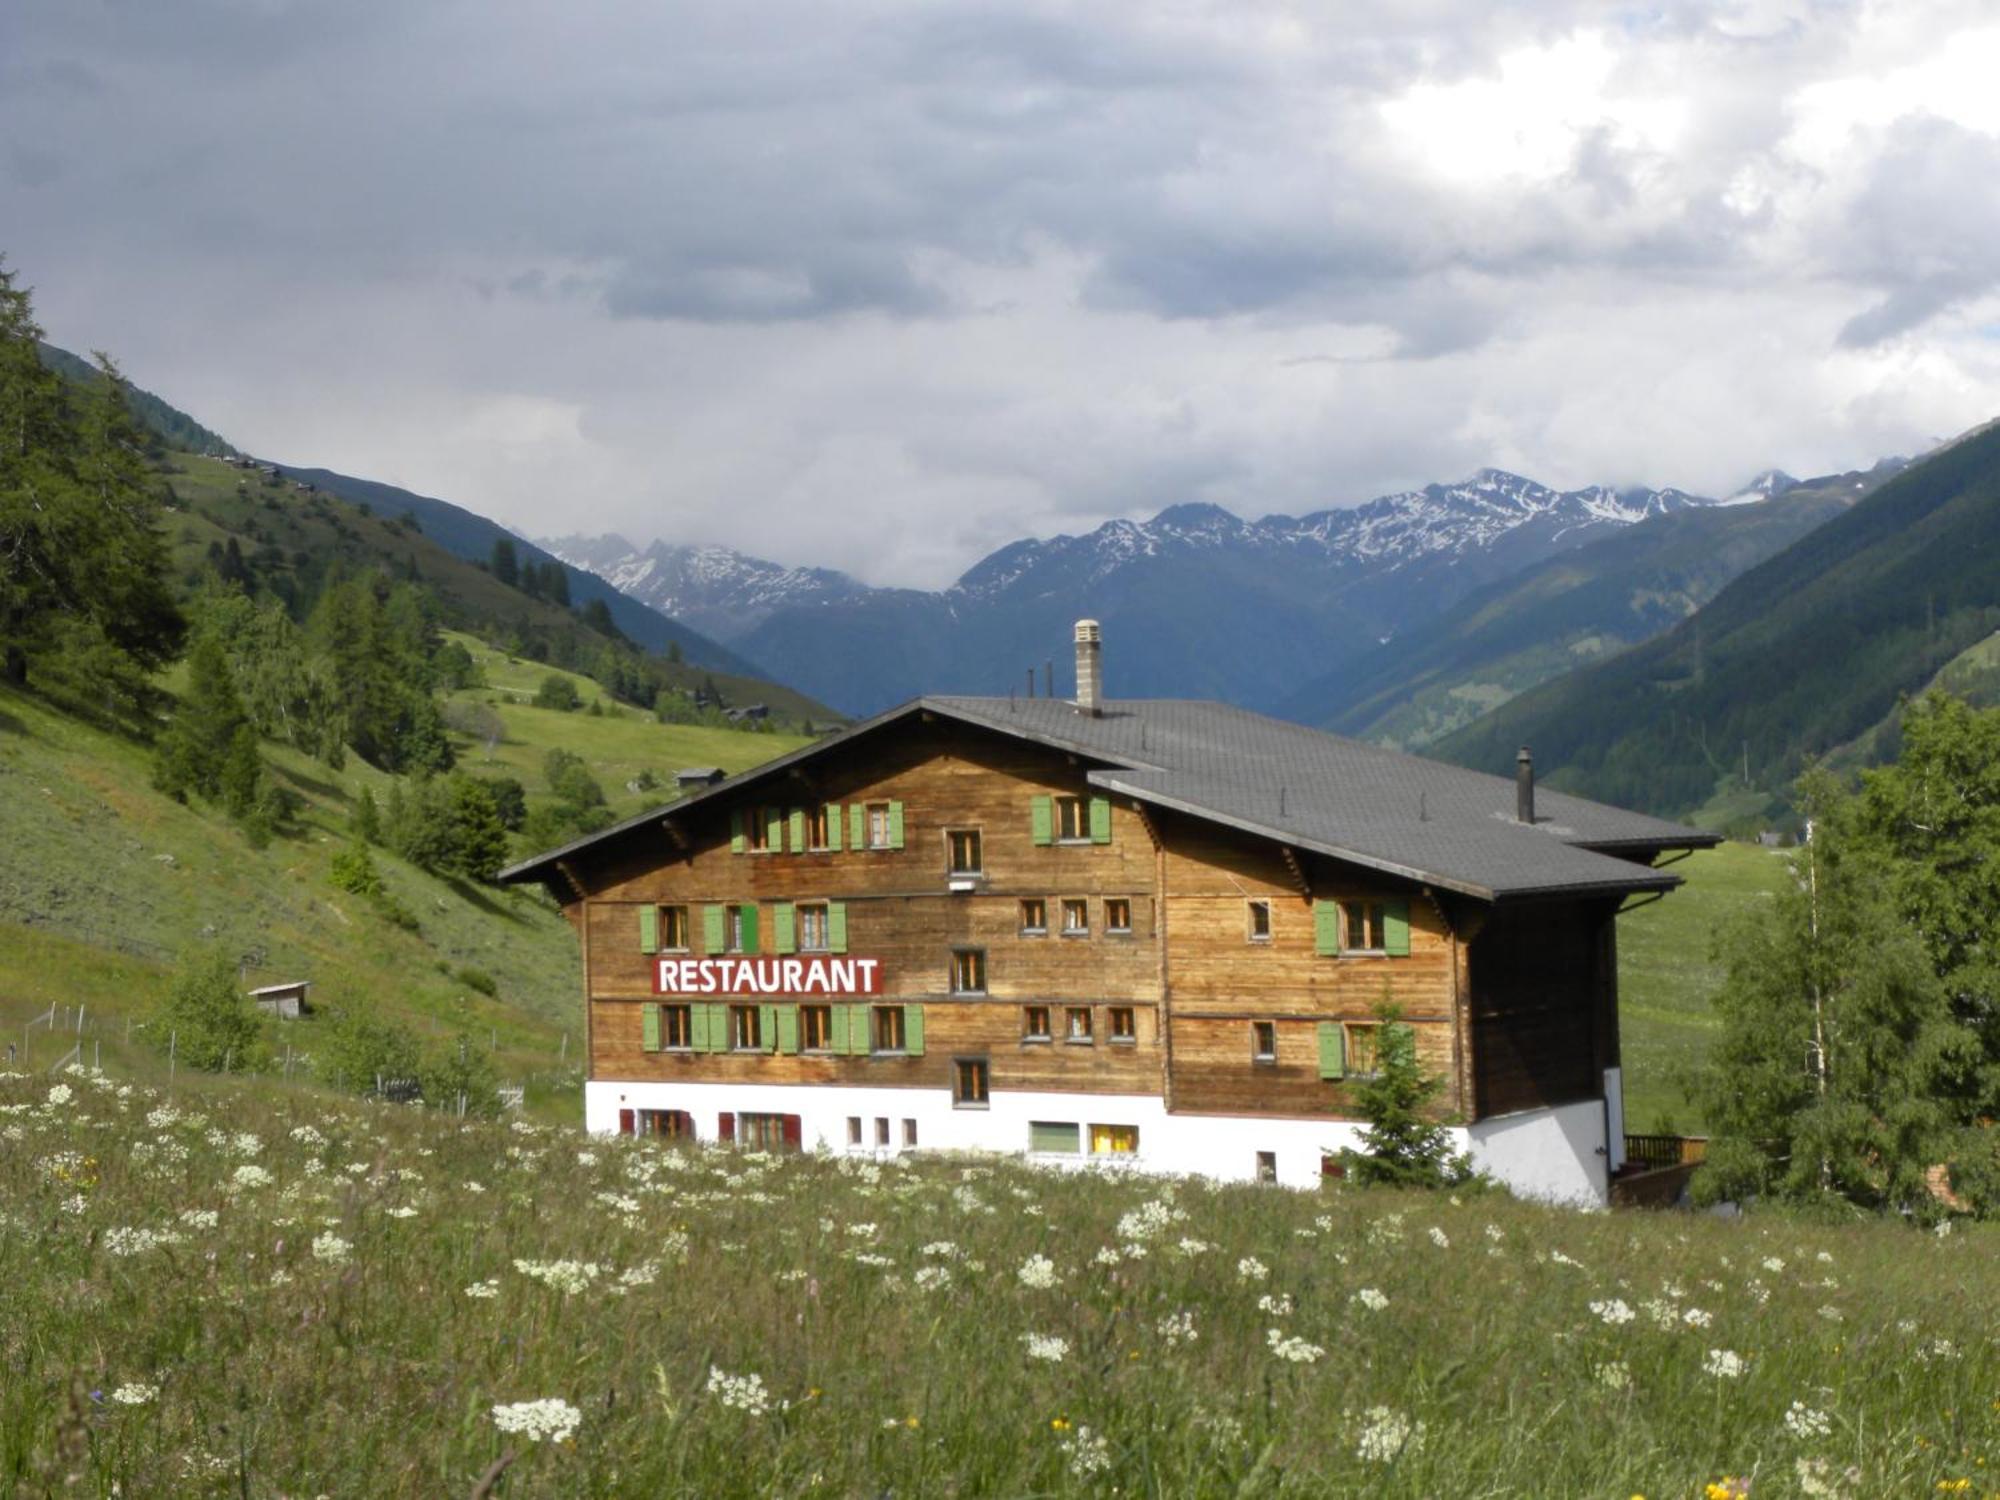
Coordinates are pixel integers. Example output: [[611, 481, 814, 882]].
[[248, 980, 312, 1019], [676, 767, 726, 791]]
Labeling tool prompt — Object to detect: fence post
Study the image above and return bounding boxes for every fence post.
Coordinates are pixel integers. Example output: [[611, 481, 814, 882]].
[[168, 1030, 177, 1086], [75, 1005, 84, 1036]]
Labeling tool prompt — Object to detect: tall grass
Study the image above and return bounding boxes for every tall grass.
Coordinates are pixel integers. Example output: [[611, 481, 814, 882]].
[[2, 1066, 1992, 1497]]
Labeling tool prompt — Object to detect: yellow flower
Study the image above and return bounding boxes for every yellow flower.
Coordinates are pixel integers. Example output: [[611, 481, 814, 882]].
[[1050, 1417, 1071, 1432], [1937, 1482, 1971, 1495], [904, 1416, 919, 1429]]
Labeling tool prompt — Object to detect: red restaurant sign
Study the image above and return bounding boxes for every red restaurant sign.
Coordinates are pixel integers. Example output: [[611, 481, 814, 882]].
[[653, 956, 884, 996]]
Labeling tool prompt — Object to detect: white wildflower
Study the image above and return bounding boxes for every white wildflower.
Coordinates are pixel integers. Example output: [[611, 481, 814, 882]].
[[110, 1383, 159, 1406], [1761, 1256, 1786, 1273], [1157, 1310, 1198, 1348], [288, 1125, 326, 1147], [1266, 1328, 1324, 1364], [1353, 1405, 1424, 1463], [1427, 1226, 1450, 1249], [705, 1366, 772, 1415], [1021, 1332, 1070, 1363], [1702, 1348, 1748, 1379], [1061, 1425, 1112, 1479], [919, 1240, 960, 1259], [1352, 1287, 1389, 1312], [46, 1084, 73, 1108], [1175, 1237, 1212, 1256], [1017, 1254, 1059, 1289], [1594, 1360, 1632, 1391], [1681, 1307, 1713, 1329], [913, 1264, 952, 1292], [179, 1209, 218, 1229], [103, 1226, 184, 1256], [464, 1279, 501, 1299], [1484, 1223, 1505, 1242], [513, 1258, 601, 1295], [1783, 1401, 1831, 1440], [491, 1397, 582, 1443], [386, 1205, 419, 1220], [1236, 1255, 1269, 1282], [1589, 1298, 1634, 1326], [1915, 1337, 1960, 1363], [230, 1164, 273, 1190], [1257, 1292, 1294, 1317], [311, 1232, 352, 1263], [1093, 1245, 1125, 1266]]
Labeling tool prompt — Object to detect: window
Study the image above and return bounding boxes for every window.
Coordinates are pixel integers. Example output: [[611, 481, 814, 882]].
[[1105, 898, 1131, 934], [954, 1057, 990, 1107], [660, 905, 691, 951], [902, 1118, 918, 1148], [1056, 796, 1087, 841], [801, 1004, 833, 1051], [1251, 1020, 1276, 1063], [1065, 1006, 1093, 1044], [1108, 1006, 1136, 1044], [1028, 1120, 1080, 1154], [867, 802, 893, 849], [1022, 1005, 1052, 1042], [1344, 1022, 1382, 1079], [739, 1112, 800, 1152], [1256, 1151, 1277, 1183], [1246, 900, 1271, 943], [950, 948, 987, 995], [662, 1003, 693, 1050], [750, 806, 779, 852], [847, 1115, 863, 1147], [1089, 1123, 1139, 1156], [871, 1004, 907, 1053], [729, 1004, 762, 1051], [1344, 901, 1387, 953], [875, 1116, 891, 1147], [726, 904, 749, 953], [1019, 898, 1047, 934], [637, 1108, 695, 1139], [798, 902, 830, 952], [947, 829, 983, 876], [805, 803, 831, 850], [1060, 899, 1089, 936]]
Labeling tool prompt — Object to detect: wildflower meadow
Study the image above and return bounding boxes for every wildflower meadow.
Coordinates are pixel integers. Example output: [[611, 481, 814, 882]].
[[1, 1067, 1993, 1497]]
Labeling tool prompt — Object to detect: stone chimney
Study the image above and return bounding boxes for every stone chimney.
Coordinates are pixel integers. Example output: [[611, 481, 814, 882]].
[[1516, 746, 1535, 824], [1074, 619, 1103, 717]]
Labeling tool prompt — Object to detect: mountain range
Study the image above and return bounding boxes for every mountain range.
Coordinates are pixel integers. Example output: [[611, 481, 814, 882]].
[[544, 468, 1868, 723]]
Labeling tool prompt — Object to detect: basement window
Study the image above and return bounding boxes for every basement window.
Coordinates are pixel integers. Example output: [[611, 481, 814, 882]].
[[1028, 1120, 1080, 1154], [902, 1118, 918, 1148], [1089, 1123, 1138, 1156], [846, 1115, 863, 1147], [1246, 900, 1271, 943]]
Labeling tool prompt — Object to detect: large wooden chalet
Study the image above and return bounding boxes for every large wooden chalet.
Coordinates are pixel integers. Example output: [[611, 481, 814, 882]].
[[502, 622, 1714, 1204]]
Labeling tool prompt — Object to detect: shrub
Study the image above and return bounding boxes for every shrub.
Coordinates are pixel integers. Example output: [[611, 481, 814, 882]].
[[455, 966, 498, 998], [329, 842, 384, 899], [153, 948, 265, 1074], [533, 673, 580, 712]]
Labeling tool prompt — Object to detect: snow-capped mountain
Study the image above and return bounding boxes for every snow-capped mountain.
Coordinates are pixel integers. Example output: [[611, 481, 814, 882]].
[[539, 534, 868, 643], [550, 467, 1805, 717]]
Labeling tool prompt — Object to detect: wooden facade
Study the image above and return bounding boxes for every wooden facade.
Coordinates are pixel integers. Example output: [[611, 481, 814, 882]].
[[556, 715, 1615, 1132]]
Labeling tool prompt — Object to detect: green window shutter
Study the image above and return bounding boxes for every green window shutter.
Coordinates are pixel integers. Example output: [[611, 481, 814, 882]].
[[690, 1003, 710, 1053], [903, 1004, 924, 1056], [729, 809, 746, 855], [641, 1002, 661, 1052], [777, 1005, 800, 1054], [887, 801, 905, 849], [1029, 1121, 1080, 1154], [765, 808, 784, 851], [702, 904, 726, 955], [760, 1003, 778, 1052], [1089, 796, 1112, 844], [849, 803, 867, 849], [773, 902, 797, 955], [847, 1004, 870, 1056], [741, 905, 760, 955], [826, 804, 843, 852], [828, 901, 848, 954], [789, 808, 806, 853], [1317, 1022, 1345, 1080], [710, 1003, 731, 1053], [829, 1004, 850, 1055], [639, 905, 659, 955], [1030, 795, 1053, 846], [1313, 899, 1341, 957], [1383, 900, 1411, 957]]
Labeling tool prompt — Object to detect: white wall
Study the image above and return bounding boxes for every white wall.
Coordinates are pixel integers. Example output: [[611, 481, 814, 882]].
[[1603, 1067, 1625, 1174], [1465, 1098, 1609, 1208]]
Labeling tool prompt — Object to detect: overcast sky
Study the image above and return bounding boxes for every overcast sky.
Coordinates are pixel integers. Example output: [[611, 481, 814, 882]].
[[6, 1, 2000, 588]]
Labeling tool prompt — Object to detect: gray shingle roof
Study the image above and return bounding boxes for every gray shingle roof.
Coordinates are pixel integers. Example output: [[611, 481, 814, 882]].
[[500, 695, 1715, 900]]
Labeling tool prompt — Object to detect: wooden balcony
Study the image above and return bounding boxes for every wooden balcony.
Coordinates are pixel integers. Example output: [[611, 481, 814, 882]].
[[1611, 1134, 1707, 1209]]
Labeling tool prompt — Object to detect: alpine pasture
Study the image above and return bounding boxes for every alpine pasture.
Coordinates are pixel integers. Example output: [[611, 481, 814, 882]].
[[4, 1068, 1993, 1497]]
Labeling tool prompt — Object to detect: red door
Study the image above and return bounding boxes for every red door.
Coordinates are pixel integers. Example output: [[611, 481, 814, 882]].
[[781, 1114, 802, 1150], [617, 1108, 636, 1136], [717, 1112, 736, 1143]]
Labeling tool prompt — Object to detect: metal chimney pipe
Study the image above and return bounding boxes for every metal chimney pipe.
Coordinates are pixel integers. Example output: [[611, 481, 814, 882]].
[[1074, 619, 1103, 717], [1516, 746, 1535, 824]]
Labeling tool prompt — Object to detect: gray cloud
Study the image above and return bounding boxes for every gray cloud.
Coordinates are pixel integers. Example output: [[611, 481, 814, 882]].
[[2, 0, 1997, 588]]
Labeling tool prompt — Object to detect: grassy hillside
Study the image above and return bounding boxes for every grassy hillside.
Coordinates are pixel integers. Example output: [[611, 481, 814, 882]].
[[4, 1068, 1992, 1497], [1615, 842, 1790, 1134], [1290, 475, 1873, 749], [0, 656, 808, 1105], [1437, 422, 2000, 825], [159, 453, 838, 725]]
